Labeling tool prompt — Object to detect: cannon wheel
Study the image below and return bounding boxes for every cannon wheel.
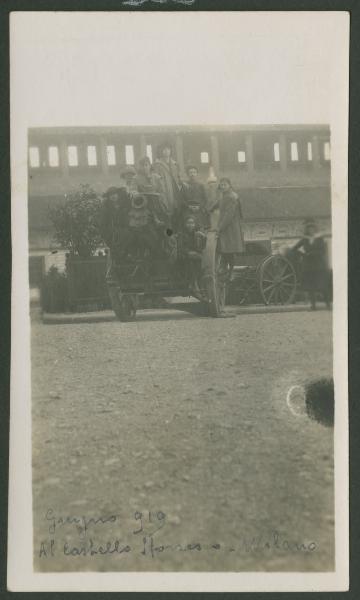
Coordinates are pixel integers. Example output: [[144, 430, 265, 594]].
[[200, 231, 227, 317], [258, 254, 297, 305], [108, 287, 137, 321]]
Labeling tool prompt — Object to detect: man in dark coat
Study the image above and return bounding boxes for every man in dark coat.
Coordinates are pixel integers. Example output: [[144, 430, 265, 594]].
[[181, 165, 210, 229], [178, 215, 207, 295], [291, 219, 331, 310]]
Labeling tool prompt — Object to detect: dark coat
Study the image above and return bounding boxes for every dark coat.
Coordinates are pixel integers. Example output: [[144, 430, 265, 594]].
[[181, 181, 210, 228], [292, 235, 330, 290], [182, 181, 208, 208], [217, 189, 245, 254], [100, 190, 131, 248]]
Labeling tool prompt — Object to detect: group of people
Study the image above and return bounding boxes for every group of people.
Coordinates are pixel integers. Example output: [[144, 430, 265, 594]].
[[101, 140, 331, 309], [101, 140, 245, 278]]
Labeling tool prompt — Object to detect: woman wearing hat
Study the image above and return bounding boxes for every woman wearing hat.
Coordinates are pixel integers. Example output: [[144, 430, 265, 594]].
[[291, 219, 331, 310]]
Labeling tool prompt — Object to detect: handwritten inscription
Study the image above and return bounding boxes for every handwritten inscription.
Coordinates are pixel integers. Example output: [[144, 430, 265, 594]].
[[46, 508, 119, 538], [39, 509, 317, 559]]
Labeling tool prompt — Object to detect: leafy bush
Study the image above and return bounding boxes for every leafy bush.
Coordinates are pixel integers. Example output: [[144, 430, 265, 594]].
[[40, 266, 69, 313], [49, 184, 103, 258]]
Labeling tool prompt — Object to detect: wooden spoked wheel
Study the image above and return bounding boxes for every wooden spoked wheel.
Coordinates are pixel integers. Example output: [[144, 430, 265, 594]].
[[200, 231, 227, 317], [258, 254, 297, 305], [108, 287, 137, 321]]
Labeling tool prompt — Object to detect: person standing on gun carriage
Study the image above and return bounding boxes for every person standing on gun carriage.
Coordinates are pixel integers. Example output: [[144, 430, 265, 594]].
[[181, 165, 210, 231], [176, 164, 217, 295], [135, 156, 170, 230], [153, 141, 183, 225], [290, 218, 332, 311]]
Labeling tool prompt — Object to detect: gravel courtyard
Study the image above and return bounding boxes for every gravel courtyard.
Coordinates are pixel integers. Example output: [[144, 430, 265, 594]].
[[31, 308, 334, 572]]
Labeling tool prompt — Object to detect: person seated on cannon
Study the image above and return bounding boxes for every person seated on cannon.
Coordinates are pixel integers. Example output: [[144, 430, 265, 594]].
[[290, 218, 331, 310], [178, 215, 207, 295], [181, 165, 210, 230], [211, 177, 245, 281], [100, 186, 132, 262], [136, 156, 164, 195], [120, 165, 138, 194], [127, 191, 164, 258], [135, 156, 170, 229]]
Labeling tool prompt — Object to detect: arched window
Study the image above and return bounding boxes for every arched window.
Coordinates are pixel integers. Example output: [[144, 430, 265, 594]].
[[87, 145, 97, 166], [273, 142, 280, 162], [106, 145, 116, 166], [200, 151, 209, 164], [48, 146, 59, 167], [237, 150, 246, 163], [67, 146, 78, 167], [146, 144, 153, 163], [307, 141, 313, 161], [323, 141, 331, 161], [29, 147, 40, 168], [290, 142, 299, 161], [125, 145, 135, 165]]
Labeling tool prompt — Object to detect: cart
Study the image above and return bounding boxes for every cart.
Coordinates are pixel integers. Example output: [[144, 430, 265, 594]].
[[227, 241, 298, 306]]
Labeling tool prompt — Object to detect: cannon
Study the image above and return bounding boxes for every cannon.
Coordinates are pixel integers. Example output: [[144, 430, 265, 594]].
[[103, 186, 331, 318], [103, 189, 228, 321]]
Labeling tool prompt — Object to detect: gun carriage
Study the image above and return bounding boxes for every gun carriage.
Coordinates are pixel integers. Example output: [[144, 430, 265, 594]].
[[103, 187, 228, 320], [103, 185, 330, 319]]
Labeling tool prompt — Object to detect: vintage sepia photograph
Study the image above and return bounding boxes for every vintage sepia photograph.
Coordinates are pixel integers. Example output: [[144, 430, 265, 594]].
[[9, 11, 348, 592]]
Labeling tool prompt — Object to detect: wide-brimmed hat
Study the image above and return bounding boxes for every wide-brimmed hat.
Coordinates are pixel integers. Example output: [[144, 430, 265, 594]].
[[103, 186, 120, 198]]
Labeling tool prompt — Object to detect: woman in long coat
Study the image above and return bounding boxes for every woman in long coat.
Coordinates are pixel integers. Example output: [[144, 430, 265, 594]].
[[215, 177, 245, 278], [153, 141, 183, 221]]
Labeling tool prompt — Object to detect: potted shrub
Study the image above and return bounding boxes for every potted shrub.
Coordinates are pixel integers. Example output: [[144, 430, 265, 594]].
[[49, 184, 103, 258], [49, 184, 109, 311]]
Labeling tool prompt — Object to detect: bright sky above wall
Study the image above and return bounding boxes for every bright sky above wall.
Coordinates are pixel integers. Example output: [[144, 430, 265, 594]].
[[11, 11, 348, 127]]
